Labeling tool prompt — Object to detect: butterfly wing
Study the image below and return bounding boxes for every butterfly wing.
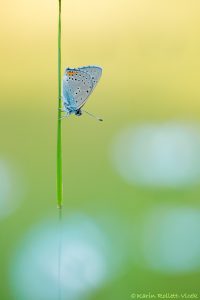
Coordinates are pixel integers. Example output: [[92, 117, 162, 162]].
[[62, 69, 94, 111], [78, 66, 102, 89]]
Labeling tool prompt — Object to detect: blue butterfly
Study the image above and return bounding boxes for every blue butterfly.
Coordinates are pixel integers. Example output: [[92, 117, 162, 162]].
[[62, 65, 103, 121]]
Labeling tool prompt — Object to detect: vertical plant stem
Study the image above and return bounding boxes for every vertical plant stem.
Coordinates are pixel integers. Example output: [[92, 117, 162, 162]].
[[57, 0, 63, 209]]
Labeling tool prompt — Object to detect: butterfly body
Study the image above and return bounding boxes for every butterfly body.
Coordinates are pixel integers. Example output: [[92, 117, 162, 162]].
[[62, 66, 102, 117]]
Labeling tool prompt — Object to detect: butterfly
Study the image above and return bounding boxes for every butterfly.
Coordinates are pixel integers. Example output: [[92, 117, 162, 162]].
[[62, 65, 103, 121]]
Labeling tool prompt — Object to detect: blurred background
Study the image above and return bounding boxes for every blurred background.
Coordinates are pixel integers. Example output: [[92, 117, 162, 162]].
[[1, 0, 200, 299]]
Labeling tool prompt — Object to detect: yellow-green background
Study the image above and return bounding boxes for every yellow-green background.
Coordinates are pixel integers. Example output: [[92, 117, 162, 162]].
[[1, 0, 200, 299]]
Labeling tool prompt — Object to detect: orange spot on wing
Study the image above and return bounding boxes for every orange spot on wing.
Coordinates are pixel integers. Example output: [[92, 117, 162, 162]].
[[66, 70, 78, 76]]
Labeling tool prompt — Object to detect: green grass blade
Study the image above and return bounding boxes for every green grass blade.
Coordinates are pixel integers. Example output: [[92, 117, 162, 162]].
[[57, 0, 63, 209]]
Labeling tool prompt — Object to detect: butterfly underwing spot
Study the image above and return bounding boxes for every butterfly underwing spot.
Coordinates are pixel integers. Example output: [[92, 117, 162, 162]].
[[79, 67, 102, 88]]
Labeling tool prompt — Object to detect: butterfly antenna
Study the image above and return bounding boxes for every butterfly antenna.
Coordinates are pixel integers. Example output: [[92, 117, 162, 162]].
[[82, 110, 103, 122]]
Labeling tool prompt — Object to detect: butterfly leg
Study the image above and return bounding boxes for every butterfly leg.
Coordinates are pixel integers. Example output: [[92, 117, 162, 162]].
[[59, 112, 69, 120]]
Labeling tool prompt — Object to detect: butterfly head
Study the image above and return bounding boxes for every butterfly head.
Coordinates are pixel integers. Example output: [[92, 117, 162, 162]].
[[74, 109, 82, 117]]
